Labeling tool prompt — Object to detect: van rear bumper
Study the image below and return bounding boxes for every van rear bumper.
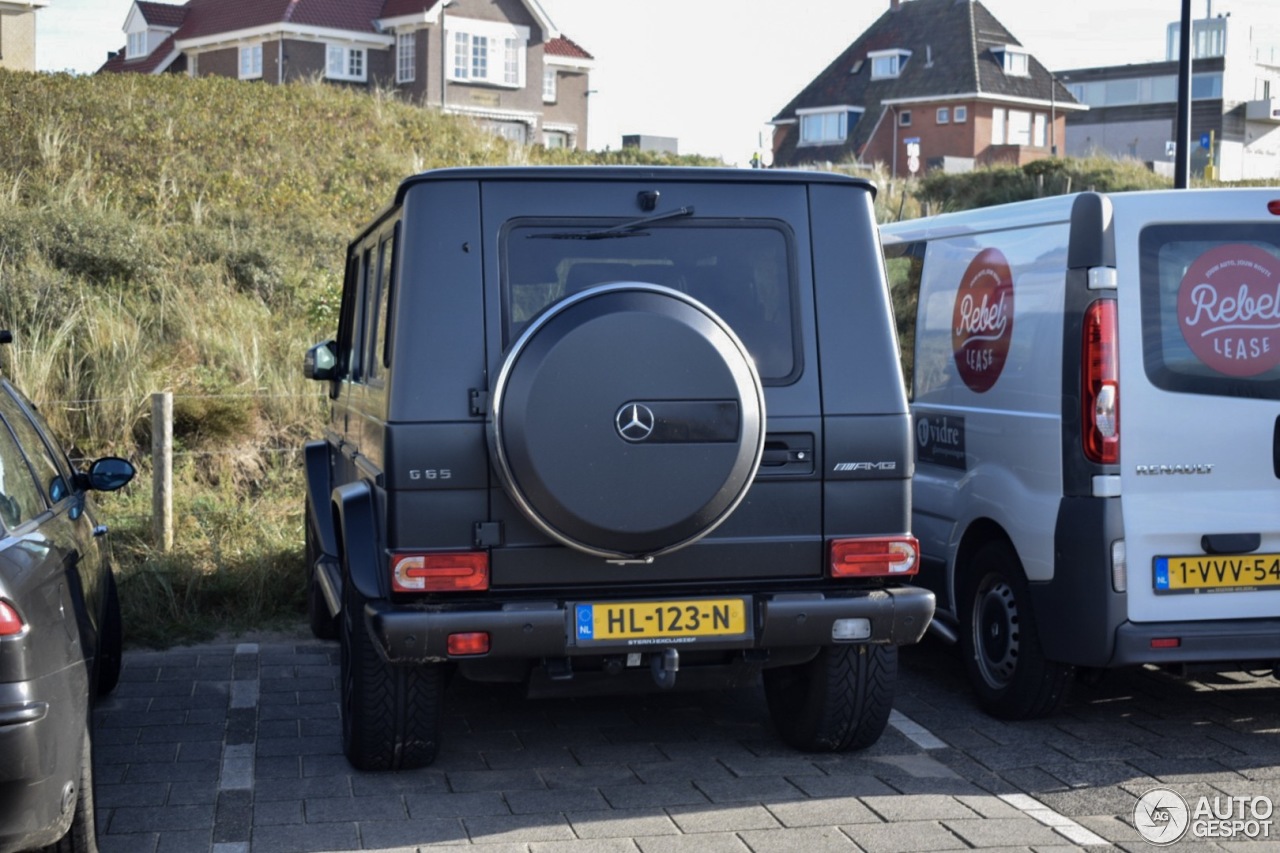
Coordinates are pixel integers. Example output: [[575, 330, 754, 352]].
[[1112, 618, 1280, 667]]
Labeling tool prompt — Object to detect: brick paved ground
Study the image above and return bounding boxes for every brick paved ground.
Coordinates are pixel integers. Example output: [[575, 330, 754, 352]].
[[91, 634, 1280, 852]]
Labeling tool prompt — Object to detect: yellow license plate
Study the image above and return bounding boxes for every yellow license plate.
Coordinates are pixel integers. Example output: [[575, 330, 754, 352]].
[[1154, 554, 1280, 594], [573, 598, 749, 644]]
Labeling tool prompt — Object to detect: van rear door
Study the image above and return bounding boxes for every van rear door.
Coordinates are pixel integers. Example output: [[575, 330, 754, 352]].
[[1117, 190, 1280, 628]]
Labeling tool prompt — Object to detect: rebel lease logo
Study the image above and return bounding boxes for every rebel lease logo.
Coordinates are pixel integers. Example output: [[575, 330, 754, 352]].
[[1178, 243, 1280, 377], [952, 247, 1014, 393]]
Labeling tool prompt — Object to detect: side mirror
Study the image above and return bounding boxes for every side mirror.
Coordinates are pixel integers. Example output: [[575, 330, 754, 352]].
[[304, 340, 338, 381], [85, 457, 136, 492]]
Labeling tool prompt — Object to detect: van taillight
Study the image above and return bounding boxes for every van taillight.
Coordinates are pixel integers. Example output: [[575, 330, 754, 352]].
[[1082, 298, 1119, 464], [391, 552, 489, 592], [1268, 200, 1280, 216]]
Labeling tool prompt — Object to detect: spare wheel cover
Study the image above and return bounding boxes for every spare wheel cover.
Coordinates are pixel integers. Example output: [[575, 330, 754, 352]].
[[490, 283, 765, 560]]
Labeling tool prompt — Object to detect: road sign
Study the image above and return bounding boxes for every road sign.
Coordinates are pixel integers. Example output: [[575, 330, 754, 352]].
[[1200, 132, 1211, 150]]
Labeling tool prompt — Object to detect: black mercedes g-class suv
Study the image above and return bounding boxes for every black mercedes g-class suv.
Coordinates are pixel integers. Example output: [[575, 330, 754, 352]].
[[303, 167, 934, 770]]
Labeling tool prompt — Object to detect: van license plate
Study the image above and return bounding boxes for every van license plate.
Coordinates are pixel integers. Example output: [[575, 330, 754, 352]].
[[573, 598, 749, 643], [1154, 555, 1280, 594]]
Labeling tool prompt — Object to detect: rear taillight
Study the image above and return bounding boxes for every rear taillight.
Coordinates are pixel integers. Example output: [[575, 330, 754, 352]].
[[1268, 200, 1280, 216], [830, 536, 919, 578], [0, 600, 24, 637], [391, 552, 489, 593], [1082, 298, 1119, 464]]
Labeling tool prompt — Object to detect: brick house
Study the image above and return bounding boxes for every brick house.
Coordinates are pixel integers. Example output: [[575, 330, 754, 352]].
[[770, 0, 1082, 176], [97, 0, 593, 150], [0, 0, 48, 71]]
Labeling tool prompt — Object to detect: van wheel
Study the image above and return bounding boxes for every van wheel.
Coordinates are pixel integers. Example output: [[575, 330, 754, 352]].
[[306, 508, 337, 640], [339, 578, 443, 770], [763, 643, 896, 752], [960, 541, 1072, 719]]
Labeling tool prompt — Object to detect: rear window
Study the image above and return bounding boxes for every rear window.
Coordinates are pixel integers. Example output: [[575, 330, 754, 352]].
[[1141, 224, 1280, 399], [502, 220, 799, 383]]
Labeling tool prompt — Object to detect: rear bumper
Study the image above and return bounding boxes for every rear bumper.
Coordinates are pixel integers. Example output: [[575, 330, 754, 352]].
[[1113, 618, 1280, 668], [0, 678, 80, 853], [368, 586, 936, 664]]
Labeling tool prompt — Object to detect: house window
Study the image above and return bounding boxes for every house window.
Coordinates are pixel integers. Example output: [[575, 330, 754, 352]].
[[798, 108, 862, 145], [396, 32, 415, 83], [936, 107, 949, 124], [1033, 113, 1047, 147], [993, 46, 1030, 77], [543, 130, 569, 148], [992, 107, 1006, 144], [869, 49, 911, 80], [954, 105, 967, 123], [448, 19, 528, 88], [327, 45, 367, 82], [127, 31, 147, 59], [239, 44, 263, 79], [503, 37, 521, 86], [543, 68, 557, 102], [898, 110, 912, 127]]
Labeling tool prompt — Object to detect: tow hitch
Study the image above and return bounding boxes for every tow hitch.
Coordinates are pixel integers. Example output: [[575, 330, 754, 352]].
[[650, 647, 679, 689]]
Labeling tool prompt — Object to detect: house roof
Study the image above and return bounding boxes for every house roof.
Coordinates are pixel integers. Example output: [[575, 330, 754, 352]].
[[99, 32, 179, 74], [135, 1, 186, 28], [545, 35, 593, 61], [772, 0, 1078, 159]]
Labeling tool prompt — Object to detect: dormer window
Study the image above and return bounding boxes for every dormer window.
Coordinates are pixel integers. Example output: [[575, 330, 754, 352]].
[[868, 49, 911, 80], [991, 45, 1029, 77], [127, 31, 147, 58], [797, 106, 864, 145]]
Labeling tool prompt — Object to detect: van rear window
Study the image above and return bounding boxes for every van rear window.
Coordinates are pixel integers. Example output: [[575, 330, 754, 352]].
[[1141, 224, 1280, 399], [502, 220, 799, 383]]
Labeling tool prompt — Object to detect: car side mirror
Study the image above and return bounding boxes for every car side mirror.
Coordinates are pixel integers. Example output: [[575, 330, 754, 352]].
[[304, 340, 338, 381], [85, 457, 136, 492]]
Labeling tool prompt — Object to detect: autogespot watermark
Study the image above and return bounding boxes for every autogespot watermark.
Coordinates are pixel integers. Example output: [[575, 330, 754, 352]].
[[1134, 788, 1274, 845]]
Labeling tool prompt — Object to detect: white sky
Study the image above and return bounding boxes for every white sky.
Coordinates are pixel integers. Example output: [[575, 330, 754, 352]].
[[37, 0, 1280, 165]]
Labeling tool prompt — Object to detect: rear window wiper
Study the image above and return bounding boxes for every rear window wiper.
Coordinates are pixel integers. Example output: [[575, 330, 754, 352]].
[[528, 206, 695, 240]]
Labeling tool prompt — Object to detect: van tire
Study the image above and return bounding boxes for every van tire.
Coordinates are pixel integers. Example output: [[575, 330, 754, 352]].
[[763, 643, 896, 752], [959, 541, 1073, 719], [339, 574, 443, 770]]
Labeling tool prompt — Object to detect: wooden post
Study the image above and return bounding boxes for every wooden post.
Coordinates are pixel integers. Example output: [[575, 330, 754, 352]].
[[152, 391, 173, 552]]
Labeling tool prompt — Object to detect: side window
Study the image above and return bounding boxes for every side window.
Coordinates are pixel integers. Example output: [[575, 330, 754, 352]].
[[0, 415, 47, 532], [336, 248, 371, 382], [0, 383, 73, 503], [366, 229, 395, 384]]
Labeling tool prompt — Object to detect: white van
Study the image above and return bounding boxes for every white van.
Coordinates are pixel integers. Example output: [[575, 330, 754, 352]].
[[881, 189, 1280, 718]]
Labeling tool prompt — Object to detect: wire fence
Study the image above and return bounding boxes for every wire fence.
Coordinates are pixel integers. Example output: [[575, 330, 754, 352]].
[[33, 390, 323, 547]]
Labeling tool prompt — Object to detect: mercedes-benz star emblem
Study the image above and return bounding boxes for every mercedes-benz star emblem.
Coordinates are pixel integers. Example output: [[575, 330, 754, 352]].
[[615, 403, 656, 442]]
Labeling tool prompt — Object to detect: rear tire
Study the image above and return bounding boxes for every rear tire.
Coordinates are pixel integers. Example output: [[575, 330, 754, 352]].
[[306, 507, 337, 640], [339, 577, 443, 770], [45, 721, 98, 852], [764, 643, 896, 752], [959, 540, 1073, 719], [95, 571, 122, 697]]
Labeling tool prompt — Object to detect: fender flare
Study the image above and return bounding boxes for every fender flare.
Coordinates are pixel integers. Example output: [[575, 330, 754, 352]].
[[303, 440, 339, 559], [332, 480, 384, 601]]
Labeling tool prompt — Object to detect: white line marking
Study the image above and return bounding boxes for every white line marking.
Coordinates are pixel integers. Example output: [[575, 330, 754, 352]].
[[889, 709, 948, 750], [999, 793, 1110, 846]]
